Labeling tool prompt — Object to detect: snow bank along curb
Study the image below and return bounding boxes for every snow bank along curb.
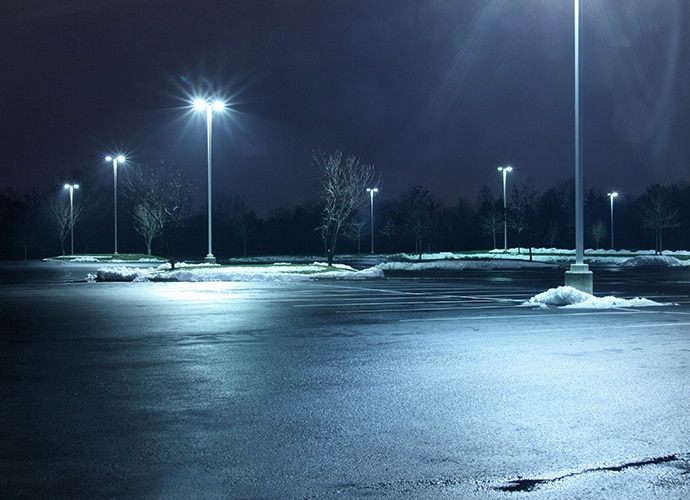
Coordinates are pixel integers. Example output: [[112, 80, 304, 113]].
[[94, 262, 384, 282]]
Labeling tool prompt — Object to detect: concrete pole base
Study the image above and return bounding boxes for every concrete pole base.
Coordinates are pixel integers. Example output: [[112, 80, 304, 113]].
[[565, 263, 593, 295], [204, 254, 217, 264]]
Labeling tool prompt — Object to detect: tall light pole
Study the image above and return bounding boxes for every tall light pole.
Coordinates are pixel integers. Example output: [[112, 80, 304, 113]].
[[64, 183, 79, 255], [608, 191, 618, 249], [497, 166, 512, 251], [105, 155, 125, 255], [565, 0, 593, 293], [574, 0, 583, 266], [367, 188, 379, 254], [194, 98, 225, 263]]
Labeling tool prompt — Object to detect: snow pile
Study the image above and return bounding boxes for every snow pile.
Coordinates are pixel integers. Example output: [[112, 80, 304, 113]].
[[522, 286, 671, 309], [95, 266, 150, 282], [96, 262, 384, 282], [619, 255, 687, 267], [377, 260, 553, 271]]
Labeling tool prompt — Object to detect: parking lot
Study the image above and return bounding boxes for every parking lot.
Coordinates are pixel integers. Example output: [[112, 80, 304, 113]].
[[1, 261, 689, 498]]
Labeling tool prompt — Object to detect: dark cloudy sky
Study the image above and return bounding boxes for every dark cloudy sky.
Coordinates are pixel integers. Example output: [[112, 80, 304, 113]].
[[1, 0, 688, 215]]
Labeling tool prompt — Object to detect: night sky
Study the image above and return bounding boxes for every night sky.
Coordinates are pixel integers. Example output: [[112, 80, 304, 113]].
[[2, 0, 688, 216]]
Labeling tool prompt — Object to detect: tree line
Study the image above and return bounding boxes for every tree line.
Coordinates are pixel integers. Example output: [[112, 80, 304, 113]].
[[1, 154, 688, 261]]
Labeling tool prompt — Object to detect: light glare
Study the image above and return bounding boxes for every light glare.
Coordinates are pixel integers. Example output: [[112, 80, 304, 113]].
[[193, 98, 225, 112]]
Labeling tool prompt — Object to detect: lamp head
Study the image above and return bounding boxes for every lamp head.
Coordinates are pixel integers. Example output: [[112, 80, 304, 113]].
[[193, 98, 225, 112], [193, 98, 207, 111]]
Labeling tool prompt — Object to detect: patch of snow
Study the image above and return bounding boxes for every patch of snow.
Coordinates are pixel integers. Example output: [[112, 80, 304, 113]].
[[522, 286, 673, 309], [78, 248, 687, 305], [96, 266, 151, 282], [377, 260, 554, 271], [97, 262, 384, 282], [619, 255, 688, 267]]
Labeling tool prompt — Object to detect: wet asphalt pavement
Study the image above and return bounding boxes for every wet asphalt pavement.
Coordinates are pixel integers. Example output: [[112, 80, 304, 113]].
[[1, 261, 689, 498]]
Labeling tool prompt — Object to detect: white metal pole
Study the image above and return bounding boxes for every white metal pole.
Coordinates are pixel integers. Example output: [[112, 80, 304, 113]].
[[368, 189, 378, 254], [574, 0, 584, 265], [70, 187, 74, 255], [502, 169, 508, 251], [206, 106, 214, 261], [113, 158, 118, 255]]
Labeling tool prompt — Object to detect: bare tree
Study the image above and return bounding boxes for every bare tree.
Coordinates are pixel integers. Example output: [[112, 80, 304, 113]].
[[49, 198, 82, 256], [124, 161, 193, 259], [506, 209, 528, 252], [479, 210, 502, 250], [220, 196, 256, 258], [379, 214, 397, 251], [313, 150, 377, 265], [588, 219, 607, 250], [16, 206, 37, 261], [343, 216, 367, 254], [400, 185, 439, 260], [544, 220, 559, 248], [475, 185, 501, 250], [133, 203, 165, 255], [507, 179, 538, 253], [639, 185, 680, 254]]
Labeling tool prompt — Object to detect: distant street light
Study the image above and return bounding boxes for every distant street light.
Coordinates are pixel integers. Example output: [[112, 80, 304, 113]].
[[64, 183, 79, 255], [105, 155, 125, 255], [366, 188, 379, 254], [608, 191, 618, 249], [497, 166, 512, 251], [193, 98, 225, 263]]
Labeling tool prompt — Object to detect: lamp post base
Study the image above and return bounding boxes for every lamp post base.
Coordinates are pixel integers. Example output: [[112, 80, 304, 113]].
[[204, 254, 216, 264], [565, 263, 593, 295]]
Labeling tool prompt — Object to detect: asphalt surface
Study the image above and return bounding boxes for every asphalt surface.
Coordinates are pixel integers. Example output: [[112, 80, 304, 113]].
[[1, 261, 690, 498]]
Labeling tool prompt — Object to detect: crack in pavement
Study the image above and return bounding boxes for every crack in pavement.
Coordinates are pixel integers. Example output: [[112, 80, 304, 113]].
[[496, 454, 685, 492], [312, 454, 690, 498]]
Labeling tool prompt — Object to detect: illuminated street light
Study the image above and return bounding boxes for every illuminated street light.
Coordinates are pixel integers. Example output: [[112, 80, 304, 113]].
[[497, 166, 512, 251], [367, 188, 379, 254], [64, 183, 79, 255], [608, 191, 618, 249], [565, 0, 593, 293], [105, 155, 125, 255], [193, 98, 225, 263]]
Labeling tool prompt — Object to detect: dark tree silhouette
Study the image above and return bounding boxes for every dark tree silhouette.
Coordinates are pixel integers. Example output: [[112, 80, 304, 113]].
[[638, 185, 680, 254], [400, 185, 439, 260]]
